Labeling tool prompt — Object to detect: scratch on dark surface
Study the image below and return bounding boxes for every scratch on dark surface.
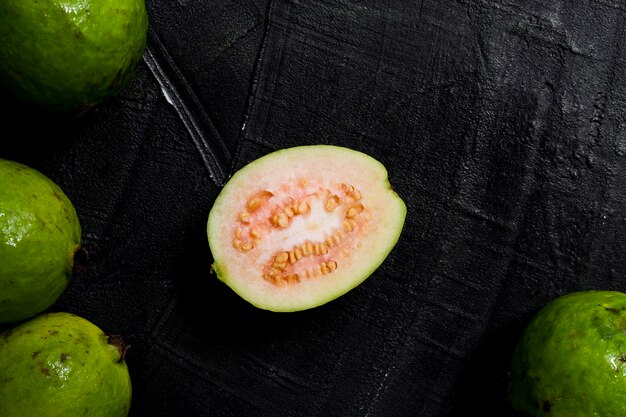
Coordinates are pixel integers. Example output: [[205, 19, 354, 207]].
[[449, 198, 512, 232], [361, 0, 390, 120], [149, 295, 179, 340], [153, 340, 320, 415], [153, 343, 261, 407], [241, 353, 318, 393], [143, 33, 229, 186], [232, 0, 277, 174], [363, 368, 393, 417], [437, 271, 487, 293], [577, 12, 626, 278], [417, 333, 465, 360], [220, 20, 265, 56], [475, 32, 489, 76], [375, 0, 390, 81], [587, 18, 623, 142], [512, 251, 561, 275], [425, 297, 481, 322]]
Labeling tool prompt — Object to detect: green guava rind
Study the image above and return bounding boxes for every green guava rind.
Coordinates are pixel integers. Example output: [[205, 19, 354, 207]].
[[0, 312, 132, 417], [0, 159, 81, 324], [207, 145, 407, 312], [0, 0, 148, 112], [510, 290, 626, 416]]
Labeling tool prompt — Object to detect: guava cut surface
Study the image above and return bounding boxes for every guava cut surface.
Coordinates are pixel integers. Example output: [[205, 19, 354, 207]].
[[0, 312, 132, 417], [207, 145, 407, 312], [0, 159, 81, 324], [0, 0, 148, 112], [510, 290, 626, 417]]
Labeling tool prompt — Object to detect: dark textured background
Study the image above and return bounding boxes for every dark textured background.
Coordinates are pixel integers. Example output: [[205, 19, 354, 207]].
[[2, 0, 626, 416]]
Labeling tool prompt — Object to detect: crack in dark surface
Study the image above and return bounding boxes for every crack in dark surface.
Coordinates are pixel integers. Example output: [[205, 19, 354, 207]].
[[143, 32, 230, 186]]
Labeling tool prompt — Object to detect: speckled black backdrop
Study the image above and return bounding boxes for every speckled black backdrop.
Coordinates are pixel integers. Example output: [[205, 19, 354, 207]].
[[2, 0, 626, 416]]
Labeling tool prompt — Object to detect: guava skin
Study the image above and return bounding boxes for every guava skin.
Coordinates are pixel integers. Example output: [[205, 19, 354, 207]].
[[0, 312, 132, 417], [0, 159, 81, 324], [0, 0, 148, 112], [510, 290, 626, 417]]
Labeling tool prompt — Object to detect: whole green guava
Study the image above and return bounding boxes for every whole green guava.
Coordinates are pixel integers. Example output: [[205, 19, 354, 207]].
[[0, 159, 82, 324], [510, 290, 626, 416], [0, 312, 132, 417], [0, 0, 148, 112]]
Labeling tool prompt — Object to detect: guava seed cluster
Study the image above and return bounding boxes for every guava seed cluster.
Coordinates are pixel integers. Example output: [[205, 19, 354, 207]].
[[233, 181, 368, 286]]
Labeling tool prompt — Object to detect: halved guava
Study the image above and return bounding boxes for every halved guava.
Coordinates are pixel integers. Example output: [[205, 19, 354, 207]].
[[207, 145, 406, 312]]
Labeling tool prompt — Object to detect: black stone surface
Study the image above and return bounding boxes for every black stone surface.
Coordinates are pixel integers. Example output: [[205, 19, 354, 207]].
[[2, 0, 626, 416]]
